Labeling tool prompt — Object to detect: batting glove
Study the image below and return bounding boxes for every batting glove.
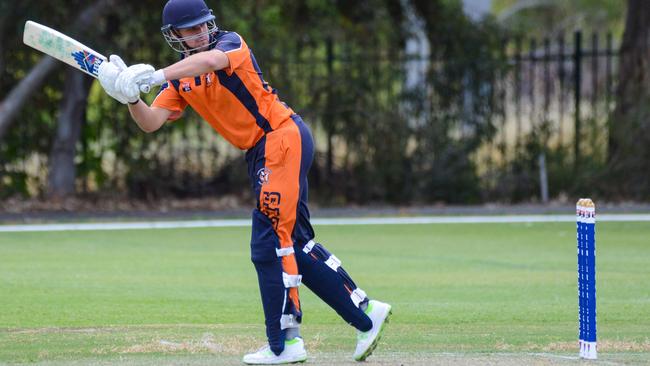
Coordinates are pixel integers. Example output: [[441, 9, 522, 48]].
[[115, 64, 155, 104], [97, 55, 130, 104]]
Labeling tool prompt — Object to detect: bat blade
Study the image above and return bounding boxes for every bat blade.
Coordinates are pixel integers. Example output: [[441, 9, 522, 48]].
[[23, 20, 106, 78], [23, 21, 152, 93]]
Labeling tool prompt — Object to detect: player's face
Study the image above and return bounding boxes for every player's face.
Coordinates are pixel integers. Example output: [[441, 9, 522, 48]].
[[178, 23, 209, 50]]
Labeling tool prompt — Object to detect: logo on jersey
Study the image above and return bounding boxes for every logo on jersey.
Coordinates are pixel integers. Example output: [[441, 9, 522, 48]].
[[71, 50, 103, 76], [257, 167, 272, 185], [261, 191, 281, 230], [182, 82, 192, 92], [205, 73, 213, 87]]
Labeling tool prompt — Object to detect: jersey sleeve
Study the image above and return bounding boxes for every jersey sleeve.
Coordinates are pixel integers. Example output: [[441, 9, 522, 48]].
[[151, 81, 187, 121], [216, 32, 249, 75]]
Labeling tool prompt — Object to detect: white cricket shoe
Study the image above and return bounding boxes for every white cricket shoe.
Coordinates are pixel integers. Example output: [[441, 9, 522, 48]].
[[353, 300, 392, 361], [243, 337, 307, 365]]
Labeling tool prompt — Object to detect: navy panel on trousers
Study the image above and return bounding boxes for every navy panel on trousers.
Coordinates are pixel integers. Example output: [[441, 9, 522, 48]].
[[246, 133, 291, 355]]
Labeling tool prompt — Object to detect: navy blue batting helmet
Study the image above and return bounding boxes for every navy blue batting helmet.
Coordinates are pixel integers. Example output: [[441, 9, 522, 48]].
[[162, 0, 215, 30], [161, 0, 218, 54]]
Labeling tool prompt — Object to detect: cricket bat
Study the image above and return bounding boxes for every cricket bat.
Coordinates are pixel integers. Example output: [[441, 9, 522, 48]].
[[23, 20, 150, 93]]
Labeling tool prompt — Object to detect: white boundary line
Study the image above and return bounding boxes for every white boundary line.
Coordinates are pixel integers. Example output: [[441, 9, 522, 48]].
[[0, 214, 649, 233]]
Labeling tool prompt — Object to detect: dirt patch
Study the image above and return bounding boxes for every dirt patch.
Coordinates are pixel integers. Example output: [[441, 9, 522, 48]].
[[0, 196, 245, 214], [494, 338, 650, 353], [107, 333, 262, 356], [542, 339, 650, 352], [5, 327, 110, 335]]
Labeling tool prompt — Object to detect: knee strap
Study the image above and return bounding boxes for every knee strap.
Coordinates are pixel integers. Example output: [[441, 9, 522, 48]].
[[276, 247, 295, 257], [303, 240, 341, 272], [280, 314, 300, 329], [303, 240, 316, 254], [350, 288, 367, 307], [325, 255, 341, 271], [282, 272, 302, 288]]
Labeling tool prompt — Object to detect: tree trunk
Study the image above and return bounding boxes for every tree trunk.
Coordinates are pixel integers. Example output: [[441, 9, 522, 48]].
[[46, 68, 93, 199], [609, 0, 650, 197], [0, 0, 116, 141], [0, 58, 60, 139]]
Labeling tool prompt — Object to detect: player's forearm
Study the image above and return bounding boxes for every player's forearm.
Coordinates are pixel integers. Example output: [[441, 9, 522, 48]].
[[161, 50, 230, 80], [127, 101, 166, 133]]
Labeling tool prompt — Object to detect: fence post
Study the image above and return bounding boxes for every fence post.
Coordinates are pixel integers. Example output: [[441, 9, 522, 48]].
[[558, 33, 566, 145], [574, 31, 583, 170], [539, 153, 549, 203], [325, 37, 334, 183], [529, 38, 537, 129], [515, 37, 522, 149], [606, 33, 613, 109], [543, 37, 551, 120], [591, 33, 600, 130]]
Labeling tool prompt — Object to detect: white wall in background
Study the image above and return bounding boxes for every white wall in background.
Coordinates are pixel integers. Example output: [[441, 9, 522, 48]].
[[463, 0, 493, 21]]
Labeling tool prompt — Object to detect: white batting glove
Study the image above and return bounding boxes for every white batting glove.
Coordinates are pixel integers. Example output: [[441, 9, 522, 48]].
[[97, 55, 130, 104], [115, 64, 156, 104]]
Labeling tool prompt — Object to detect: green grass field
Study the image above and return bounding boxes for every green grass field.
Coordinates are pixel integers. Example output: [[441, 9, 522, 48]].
[[1, 221, 649, 365]]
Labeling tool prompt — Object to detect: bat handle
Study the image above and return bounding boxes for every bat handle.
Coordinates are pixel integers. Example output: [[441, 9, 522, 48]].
[[139, 83, 151, 94]]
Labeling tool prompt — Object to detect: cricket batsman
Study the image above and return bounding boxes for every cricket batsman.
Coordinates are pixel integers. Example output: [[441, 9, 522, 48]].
[[96, 0, 392, 363]]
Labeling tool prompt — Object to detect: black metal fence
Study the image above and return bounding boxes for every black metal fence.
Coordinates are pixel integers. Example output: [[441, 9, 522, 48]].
[[502, 31, 617, 163], [0, 30, 620, 203], [482, 31, 618, 201]]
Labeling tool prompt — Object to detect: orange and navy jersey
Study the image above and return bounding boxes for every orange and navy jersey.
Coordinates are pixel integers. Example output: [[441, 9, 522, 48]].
[[152, 31, 294, 150]]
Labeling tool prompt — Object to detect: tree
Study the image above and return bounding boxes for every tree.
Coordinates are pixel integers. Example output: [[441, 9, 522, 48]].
[[407, 0, 506, 202], [0, 0, 118, 141], [495, 0, 625, 37], [47, 69, 93, 198], [609, 0, 650, 198]]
